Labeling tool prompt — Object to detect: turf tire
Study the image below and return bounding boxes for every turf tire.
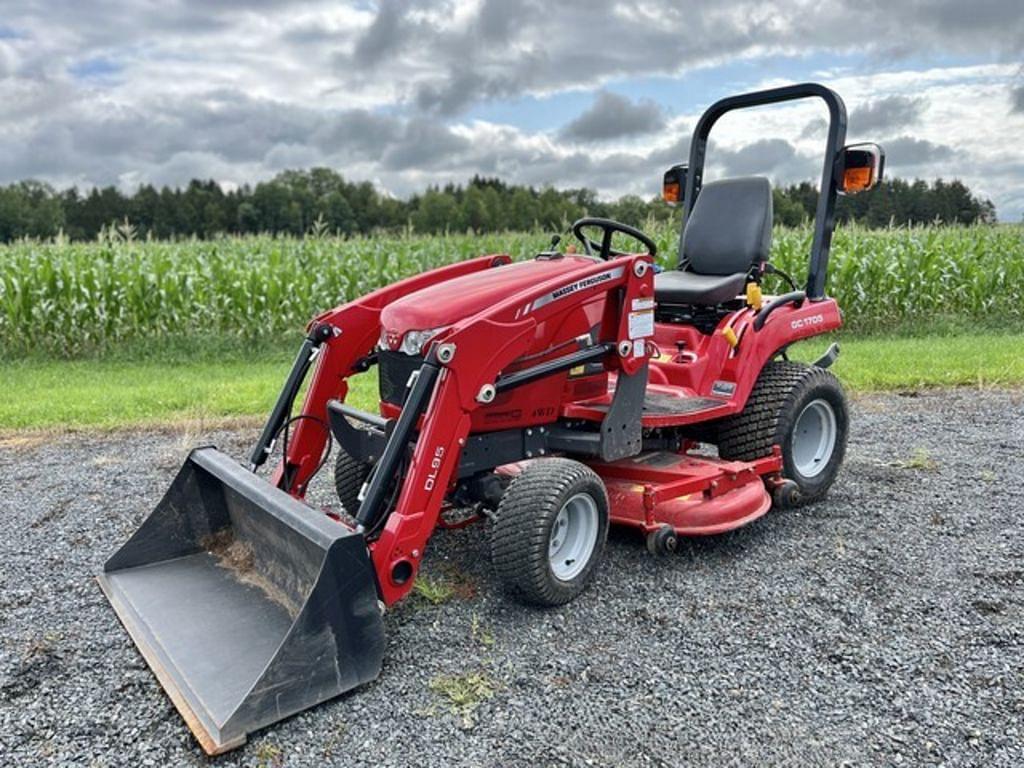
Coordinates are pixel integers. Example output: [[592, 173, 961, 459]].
[[333, 448, 371, 516], [716, 361, 848, 504], [490, 458, 609, 606]]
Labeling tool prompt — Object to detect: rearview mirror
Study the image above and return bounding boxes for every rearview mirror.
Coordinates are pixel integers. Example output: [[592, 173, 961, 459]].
[[662, 163, 688, 205], [837, 143, 884, 195]]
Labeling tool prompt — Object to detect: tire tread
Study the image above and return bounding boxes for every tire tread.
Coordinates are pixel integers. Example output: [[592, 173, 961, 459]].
[[490, 458, 608, 606], [716, 360, 848, 504], [333, 449, 370, 516]]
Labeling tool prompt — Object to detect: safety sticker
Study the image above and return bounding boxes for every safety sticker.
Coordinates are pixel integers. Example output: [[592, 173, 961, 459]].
[[628, 308, 654, 339]]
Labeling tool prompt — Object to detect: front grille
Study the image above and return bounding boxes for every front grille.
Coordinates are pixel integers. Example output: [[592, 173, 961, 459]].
[[378, 350, 424, 406]]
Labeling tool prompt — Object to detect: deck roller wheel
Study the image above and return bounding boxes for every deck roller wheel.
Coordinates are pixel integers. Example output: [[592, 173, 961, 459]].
[[646, 525, 679, 556], [490, 459, 609, 606]]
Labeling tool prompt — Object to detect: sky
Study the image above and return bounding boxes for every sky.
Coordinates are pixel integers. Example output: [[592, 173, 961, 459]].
[[1, 1, 1023, 219]]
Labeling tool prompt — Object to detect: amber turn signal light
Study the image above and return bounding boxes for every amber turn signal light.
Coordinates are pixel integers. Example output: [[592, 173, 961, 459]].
[[838, 143, 885, 195], [661, 163, 687, 207]]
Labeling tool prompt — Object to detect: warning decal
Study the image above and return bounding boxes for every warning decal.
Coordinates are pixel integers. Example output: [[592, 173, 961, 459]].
[[628, 309, 654, 339]]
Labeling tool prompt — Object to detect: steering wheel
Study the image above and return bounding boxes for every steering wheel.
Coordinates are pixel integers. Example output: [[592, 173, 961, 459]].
[[571, 217, 658, 260]]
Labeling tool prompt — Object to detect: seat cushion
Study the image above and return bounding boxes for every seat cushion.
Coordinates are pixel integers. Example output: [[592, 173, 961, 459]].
[[681, 176, 773, 275], [654, 269, 747, 306]]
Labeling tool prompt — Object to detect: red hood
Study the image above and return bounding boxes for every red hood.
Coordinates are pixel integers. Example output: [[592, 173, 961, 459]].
[[380, 255, 596, 334]]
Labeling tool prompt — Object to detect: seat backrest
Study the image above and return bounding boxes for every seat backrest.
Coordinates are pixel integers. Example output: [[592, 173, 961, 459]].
[[680, 176, 773, 275]]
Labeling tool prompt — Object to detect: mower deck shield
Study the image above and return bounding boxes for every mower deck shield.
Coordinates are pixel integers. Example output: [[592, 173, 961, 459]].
[[594, 450, 780, 535], [97, 447, 385, 754]]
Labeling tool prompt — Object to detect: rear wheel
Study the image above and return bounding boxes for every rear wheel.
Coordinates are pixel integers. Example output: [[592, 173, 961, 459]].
[[490, 459, 609, 606], [333, 448, 371, 516], [717, 361, 848, 504]]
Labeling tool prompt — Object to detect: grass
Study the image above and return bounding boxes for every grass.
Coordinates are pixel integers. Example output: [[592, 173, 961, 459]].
[[411, 565, 477, 606], [412, 574, 456, 605], [1, 332, 1021, 432], [892, 447, 940, 471], [0, 353, 378, 431], [253, 743, 284, 768], [790, 333, 1024, 390], [1, 222, 1021, 431], [428, 672, 497, 726], [470, 613, 495, 647]]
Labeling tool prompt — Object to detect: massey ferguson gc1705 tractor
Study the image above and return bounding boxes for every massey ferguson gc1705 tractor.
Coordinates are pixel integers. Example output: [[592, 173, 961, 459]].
[[99, 83, 884, 753]]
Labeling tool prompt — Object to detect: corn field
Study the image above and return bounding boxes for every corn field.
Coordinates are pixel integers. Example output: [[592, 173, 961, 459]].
[[1, 223, 1022, 356]]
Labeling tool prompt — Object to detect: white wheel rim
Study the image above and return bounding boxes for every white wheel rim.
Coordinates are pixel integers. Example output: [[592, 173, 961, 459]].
[[548, 492, 599, 582], [791, 398, 838, 479]]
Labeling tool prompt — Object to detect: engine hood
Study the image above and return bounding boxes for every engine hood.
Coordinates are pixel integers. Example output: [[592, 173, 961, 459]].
[[380, 255, 596, 336]]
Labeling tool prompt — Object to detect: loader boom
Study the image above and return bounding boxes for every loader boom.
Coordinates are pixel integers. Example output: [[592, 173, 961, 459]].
[[273, 252, 655, 605], [268, 253, 512, 496]]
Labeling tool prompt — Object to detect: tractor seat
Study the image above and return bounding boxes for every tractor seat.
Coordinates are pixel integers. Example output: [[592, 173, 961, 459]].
[[655, 176, 773, 306]]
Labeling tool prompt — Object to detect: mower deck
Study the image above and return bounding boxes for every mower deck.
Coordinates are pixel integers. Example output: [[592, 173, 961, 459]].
[[591, 449, 782, 535]]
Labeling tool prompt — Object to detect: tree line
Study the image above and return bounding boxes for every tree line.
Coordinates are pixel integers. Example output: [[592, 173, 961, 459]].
[[0, 168, 997, 242]]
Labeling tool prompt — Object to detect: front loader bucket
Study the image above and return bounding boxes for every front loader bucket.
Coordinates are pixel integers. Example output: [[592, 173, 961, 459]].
[[97, 447, 385, 754]]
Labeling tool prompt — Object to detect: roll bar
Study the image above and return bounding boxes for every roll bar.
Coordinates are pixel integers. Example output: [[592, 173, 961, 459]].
[[682, 82, 848, 300]]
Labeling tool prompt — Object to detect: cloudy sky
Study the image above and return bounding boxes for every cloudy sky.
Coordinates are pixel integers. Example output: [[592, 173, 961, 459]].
[[2, 0, 1023, 218]]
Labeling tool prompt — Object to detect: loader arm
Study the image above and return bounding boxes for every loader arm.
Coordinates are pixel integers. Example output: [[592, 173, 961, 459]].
[[265, 254, 511, 496], [368, 253, 655, 604]]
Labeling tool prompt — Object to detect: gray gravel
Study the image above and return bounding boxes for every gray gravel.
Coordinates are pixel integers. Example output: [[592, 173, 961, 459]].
[[1, 389, 1022, 767]]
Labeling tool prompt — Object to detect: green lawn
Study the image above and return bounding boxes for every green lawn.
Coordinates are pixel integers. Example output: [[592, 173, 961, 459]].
[[0, 355, 378, 432], [791, 333, 1024, 389], [1, 333, 1021, 432]]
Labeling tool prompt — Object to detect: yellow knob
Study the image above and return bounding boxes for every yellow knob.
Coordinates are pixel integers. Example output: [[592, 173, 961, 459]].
[[745, 282, 764, 310], [722, 327, 739, 348]]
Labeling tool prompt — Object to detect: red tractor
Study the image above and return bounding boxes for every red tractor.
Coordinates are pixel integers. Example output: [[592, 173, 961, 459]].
[[99, 83, 884, 753]]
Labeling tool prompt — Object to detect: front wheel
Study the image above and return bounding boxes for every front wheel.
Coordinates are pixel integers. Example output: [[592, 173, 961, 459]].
[[717, 361, 848, 504], [490, 458, 609, 606], [333, 448, 371, 516]]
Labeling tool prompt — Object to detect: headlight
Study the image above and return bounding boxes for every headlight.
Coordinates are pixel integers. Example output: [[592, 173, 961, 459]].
[[393, 327, 447, 355]]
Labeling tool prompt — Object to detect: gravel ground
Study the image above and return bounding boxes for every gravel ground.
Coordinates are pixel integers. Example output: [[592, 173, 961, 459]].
[[1, 389, 1022, 767]]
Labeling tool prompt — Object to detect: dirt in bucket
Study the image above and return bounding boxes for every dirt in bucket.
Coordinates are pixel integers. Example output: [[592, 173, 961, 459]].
[[201, 529, 301, 617]]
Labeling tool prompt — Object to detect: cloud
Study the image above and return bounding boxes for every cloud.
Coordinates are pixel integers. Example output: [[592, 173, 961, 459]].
[[1012, 83, 1024, 113], [475, 0, 528, 41], [415, 70, 496, 116], [882, 136, 955, 167], [0, 0, 1022, 218], [381, 118, 471, 170], [799, 117, 827, 140], [647, 135, 691, 167], [352, 0, 411, 69], [849, 95, 927, 133], [336, 0, 1024, 116], [311, 109, 402, 156], [713, 138, 819, 184], [560, 91, 666, 142]]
